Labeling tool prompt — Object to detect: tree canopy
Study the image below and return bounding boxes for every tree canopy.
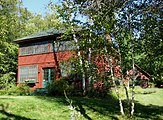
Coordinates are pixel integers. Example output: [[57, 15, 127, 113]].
[[0, 0, 63, 86]]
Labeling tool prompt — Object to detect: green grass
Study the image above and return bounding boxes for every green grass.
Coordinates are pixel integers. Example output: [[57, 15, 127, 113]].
[[0, 88, 163, 120], [134, 88, 163, 120], [135, 87, 163, 106]]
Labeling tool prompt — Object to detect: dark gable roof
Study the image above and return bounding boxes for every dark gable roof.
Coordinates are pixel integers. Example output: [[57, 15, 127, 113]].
[[134, 64, 151, 78], [14, 28, 64, 43], [14, 28, 83, 43]]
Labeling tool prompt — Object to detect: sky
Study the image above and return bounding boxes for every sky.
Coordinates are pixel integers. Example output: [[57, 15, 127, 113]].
[[22, 0, 87, 23], [22, 0, 61, 15]]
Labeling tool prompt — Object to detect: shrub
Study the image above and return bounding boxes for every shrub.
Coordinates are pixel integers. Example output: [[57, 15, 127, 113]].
[[87, 87, 101, 97], [148, 82, 155, 88], [87, 81, 111, 98], [0, 89, 6, 95], [47, 78, 75, 96], [16, 84, 31, 95], [143, 88, 156, 94], [0, 83, 30, 96]]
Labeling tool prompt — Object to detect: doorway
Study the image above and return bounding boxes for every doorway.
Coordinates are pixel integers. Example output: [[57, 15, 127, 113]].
[[42, 68, 55, 88]]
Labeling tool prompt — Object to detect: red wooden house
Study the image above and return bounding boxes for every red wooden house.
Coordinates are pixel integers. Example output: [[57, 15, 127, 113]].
[[15, 29, 75, 91], [15, 29, 151, 93]]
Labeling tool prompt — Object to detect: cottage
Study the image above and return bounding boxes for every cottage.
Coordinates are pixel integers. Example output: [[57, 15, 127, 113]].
[[15, 29, 75, 91], [15, 28, 150, 93]]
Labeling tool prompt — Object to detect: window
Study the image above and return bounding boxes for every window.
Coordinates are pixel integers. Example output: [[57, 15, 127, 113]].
[[20, 41, 48, 56], [19, 65, 38, 83], [43, 68, 55, 81], [50, 41, 75, 52], [60, 62, 74, 77]]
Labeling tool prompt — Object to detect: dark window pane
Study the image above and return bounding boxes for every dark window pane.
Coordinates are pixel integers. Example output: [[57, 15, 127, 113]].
[[60, 62, 74, 77], [19, 65, 38, 83], [43, 68, 55, 81], [20, 41, 48, 56], [50, 41, 76, 52]]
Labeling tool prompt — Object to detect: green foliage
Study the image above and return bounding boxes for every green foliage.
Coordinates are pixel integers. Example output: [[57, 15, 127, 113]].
[[0, 83, 30, 96], [0, 0, 19, 86], [134, 0, 162, 86], [148, 82, 156, 88], [0, 89, 6, 95], [47, 78, 75, 96], [22, 12, 63, 37], [0, 42, 18, 86], [87, 80, 111, 98]]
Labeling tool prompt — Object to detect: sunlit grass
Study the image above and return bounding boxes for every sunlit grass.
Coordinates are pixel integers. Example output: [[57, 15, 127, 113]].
[[0, 88, 163, 120], [135, 88, 163, 106], [0, 96, 70, 120]]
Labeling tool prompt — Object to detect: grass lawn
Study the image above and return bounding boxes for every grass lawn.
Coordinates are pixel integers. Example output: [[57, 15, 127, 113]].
[[0, 88, 163, 120]]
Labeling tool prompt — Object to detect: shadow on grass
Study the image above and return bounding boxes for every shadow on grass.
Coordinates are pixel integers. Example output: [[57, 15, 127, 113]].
[[36, 94, 120, 119], [0, 104, 33, 120], [134, 101, 163, 120], [75, 103, 92, 120], [36, 94, 163, 120], [73, 96, 120, 120]]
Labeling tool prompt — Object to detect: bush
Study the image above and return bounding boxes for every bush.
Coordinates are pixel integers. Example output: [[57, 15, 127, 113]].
[[0, 89, 6, 95], [87, 81, 111, 98], [0, 83, 30, 96], [16, 84, 30, 95], [148, 82, 155, 88], [47, 78, 75, 96]]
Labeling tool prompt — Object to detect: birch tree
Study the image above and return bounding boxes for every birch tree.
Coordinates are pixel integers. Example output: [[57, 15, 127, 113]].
[[50, 0, 162, 117]]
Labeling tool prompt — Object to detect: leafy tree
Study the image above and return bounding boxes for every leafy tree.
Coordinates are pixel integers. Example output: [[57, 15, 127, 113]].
[[0, 0, 20, 87], [136, 0, 162, 86], [22, 12, 63, 37], [50, 0, 127, 115], [51, 0, 162, 116], [0, 0, 64, 87]]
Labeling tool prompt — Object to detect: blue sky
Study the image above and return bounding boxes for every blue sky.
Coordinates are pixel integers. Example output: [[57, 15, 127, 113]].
[[22, 0, 60, 15], [22, 0, 87, 23]]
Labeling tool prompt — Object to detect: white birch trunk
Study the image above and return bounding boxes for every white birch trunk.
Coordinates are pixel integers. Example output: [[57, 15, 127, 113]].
[[88, 40, 92, 87], [65, 1, 86, 94], [131, 44, 135, 116], [88, 18, 93, 88], [128, 11, 135, 116], [64, 91, 76, 120], [110, 57, 125, 115], [72, 24, 86, 95], [104, 34, 124, 115], [118, 48, 130, 106]]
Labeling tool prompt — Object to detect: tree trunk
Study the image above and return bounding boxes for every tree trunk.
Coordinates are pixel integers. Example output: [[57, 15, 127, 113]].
[[104, 34, 124, 115], [72, 26, 86, 94], [131, 44, 135, 116], [110, 57, 125, 115], [128, 11, 135, 116], [64, 1, 86, 94], [53, 41, 61, 79], [88, 18, 93, 89], [118, 48, 130, 109]]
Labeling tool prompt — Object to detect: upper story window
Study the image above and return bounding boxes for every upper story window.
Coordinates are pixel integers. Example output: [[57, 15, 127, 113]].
[[50, 40, 75, 52], [20, 41, 48, 56], [19, 40, 75, 56]]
